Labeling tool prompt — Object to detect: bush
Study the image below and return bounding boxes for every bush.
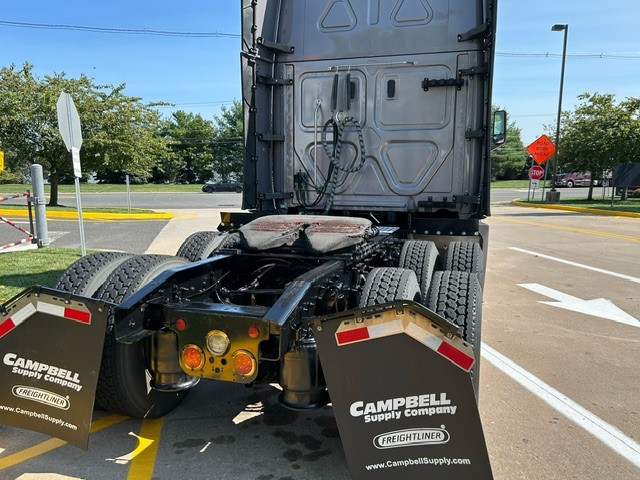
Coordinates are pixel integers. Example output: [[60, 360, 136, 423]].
[[632, 189, 640, 198], [0, 169, 21, 184]]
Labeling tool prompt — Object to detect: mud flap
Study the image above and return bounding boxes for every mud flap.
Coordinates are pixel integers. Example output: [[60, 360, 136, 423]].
[[0, 287, 110, 449], [313, 301, 493, 479]]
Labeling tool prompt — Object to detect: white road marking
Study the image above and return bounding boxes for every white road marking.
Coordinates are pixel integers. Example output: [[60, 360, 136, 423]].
[[232, 401, 264, 425], [17, 475, 84, 480], [482, 343, 640, 468], [199, 441, 212, 453], [47, 231, 70, 243], [509, 247, 640, 284], [106, 432, 154, 465], [0, 447, 5, 455], [519, 283, 639, 328]]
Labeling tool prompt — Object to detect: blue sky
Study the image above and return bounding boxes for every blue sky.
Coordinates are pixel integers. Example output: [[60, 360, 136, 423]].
[[1, 1, 638, 146]]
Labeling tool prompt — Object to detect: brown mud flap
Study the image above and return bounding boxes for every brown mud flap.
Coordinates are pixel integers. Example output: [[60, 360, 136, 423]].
[[0, 287, 110, 449], [312, 301, 493, 479]]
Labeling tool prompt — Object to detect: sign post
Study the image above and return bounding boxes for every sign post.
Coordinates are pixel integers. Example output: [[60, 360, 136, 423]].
[[56, 92, 86, 256], [526, 135, 557, 202], [527, 165, 545, 199]]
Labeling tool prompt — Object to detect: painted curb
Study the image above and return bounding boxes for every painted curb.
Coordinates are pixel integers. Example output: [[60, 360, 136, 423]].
[[511, 200, 640, 218], [0, 208, 173, 221]]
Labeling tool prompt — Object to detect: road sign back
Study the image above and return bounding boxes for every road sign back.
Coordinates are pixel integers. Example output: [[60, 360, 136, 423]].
[[56, 92, 83, 152], [526, 135, 556, 165]]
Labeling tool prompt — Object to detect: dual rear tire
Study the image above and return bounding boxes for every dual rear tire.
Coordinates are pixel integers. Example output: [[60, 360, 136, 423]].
[[374, 239, 484, 396], [56, 253, 192, 418]]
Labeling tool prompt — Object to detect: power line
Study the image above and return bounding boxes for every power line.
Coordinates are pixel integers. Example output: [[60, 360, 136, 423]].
[[0, 20, 239, 38], [497, 51, 640, 60], [2, 19, 637, 60], [155, 101, 235, 108]]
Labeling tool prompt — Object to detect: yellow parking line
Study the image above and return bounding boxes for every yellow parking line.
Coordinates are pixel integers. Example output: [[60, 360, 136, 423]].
[[126, 418, 165, 480], [0, 414, 127, 470], [491, 216, 640, 243]]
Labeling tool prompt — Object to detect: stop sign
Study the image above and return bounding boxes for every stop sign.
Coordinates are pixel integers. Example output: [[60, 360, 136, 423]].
[[529, 165, 545, 181]]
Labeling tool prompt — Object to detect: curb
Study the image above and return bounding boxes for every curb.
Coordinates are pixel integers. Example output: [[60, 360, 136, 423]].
[[511, 200, 640, 218], [0, 208, 173, 221]]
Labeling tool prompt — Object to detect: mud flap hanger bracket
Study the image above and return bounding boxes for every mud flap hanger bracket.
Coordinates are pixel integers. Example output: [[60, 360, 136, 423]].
[[314, 300, 461, 340]]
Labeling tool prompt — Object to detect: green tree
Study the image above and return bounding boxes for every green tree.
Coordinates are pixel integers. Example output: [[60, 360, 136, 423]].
[[155, 111, 216, 184], [0, 63, 169, 205], [211, 100, 243, 181], [491, 108, 528, 180], [559, 92, 640, 200]]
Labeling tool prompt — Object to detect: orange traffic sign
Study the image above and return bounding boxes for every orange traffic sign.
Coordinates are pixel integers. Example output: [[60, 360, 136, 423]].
[[526, 135, 556, 165]]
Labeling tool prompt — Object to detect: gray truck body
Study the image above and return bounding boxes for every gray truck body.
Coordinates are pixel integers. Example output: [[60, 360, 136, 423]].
[[243, 0, 496, 218]]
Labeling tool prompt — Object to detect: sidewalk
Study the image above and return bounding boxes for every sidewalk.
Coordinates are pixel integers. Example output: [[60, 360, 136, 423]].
[[144, 208, 245, 255]]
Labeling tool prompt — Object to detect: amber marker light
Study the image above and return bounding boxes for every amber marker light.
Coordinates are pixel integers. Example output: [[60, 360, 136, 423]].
[[182, 345, 205, 370], [233, 350, 256, 376]]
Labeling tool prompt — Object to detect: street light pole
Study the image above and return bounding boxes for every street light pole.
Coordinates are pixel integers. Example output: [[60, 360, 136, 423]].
[[548, 23, 568, 200]]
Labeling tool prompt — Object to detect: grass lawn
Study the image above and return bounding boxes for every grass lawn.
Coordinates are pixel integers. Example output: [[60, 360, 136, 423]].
[[519, 197, 640, 214], [0, 204, 156, 214], [0, 248, 83, 304]]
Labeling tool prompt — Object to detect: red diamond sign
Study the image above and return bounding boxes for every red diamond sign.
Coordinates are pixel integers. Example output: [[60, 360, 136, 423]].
[[526, 135, 556, 165]]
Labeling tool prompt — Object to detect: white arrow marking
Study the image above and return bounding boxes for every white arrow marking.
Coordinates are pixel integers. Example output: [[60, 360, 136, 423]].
[[519, 283, 639, 328]]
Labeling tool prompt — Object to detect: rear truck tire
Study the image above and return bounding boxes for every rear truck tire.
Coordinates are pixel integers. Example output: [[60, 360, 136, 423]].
[[427, 270, 482, 396], [92, 254, 192, 418], [54, 252, 133, 296], [359, 267, 421, 307], [443, 240, 485, 285], [398, 240, 439, 299], [176, 231, 220, 261], [176, 231, 239, 262]]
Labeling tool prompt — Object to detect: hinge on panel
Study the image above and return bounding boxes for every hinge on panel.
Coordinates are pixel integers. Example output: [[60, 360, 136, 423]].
[[458, 22, 491, 42], [459, 65, 488, 77], [257, 75, 293, 86], [452, 195, 480, 205], [422, 76, 465, 91], [257, 133, 285, 142], [259, 192, 294, 200], [465, 129, 485, 139], [257, 37, 294, 54]]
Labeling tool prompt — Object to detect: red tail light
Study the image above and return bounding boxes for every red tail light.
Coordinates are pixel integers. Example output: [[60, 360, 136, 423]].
[[248, 325, 260, 339]]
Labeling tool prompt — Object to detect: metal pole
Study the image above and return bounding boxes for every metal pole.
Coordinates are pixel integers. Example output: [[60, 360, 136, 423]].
[[74, 177, 87, 256], [550, 24, 569, 194], [126, 174, 132, 213], [29, 164, 49, 247]]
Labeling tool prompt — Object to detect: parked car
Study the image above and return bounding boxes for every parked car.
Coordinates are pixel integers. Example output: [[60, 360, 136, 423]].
[[554, 171, 595, 188], [202, 180, 243, 193]]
